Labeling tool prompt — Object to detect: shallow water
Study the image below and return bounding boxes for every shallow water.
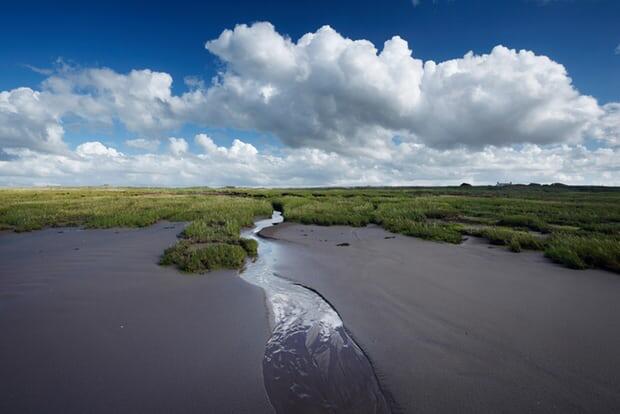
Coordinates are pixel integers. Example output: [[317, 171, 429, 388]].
[[240, 212, 391, 414]]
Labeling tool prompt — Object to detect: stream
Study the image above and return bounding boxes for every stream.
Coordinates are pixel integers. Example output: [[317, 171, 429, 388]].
[[240, 212, 392, 414]]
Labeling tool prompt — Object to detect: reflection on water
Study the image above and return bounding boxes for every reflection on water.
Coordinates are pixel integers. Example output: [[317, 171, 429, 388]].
[[241, 212, 391, 414]]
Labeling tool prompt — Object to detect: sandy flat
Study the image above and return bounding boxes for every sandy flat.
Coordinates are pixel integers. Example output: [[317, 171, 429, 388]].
[[261, 222, 620, 414], [0, 223, 274, 414]]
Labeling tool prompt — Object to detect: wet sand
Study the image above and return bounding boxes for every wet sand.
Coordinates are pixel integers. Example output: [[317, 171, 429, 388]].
[[261, 223, 620, 413], [0, 223, 274, 414]]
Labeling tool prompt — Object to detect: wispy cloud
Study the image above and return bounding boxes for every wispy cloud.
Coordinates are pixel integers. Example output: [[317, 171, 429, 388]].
[[615, 44, 620, 55], [21, 64, 53, 76]]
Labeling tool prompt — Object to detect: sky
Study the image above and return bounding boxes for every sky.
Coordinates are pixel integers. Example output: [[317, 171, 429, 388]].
[[0, 0, 619, 186]]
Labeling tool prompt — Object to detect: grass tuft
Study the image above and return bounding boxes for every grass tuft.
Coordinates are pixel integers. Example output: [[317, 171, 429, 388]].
[[160, 242, 248, 273], [282, 197, 375, 226], [545, 235, 620, 272], [464, 226, 546, 251], [181, 220, 240, 243], [239, 238, 259, 257], [379, 218, 463, 243], [497, 215, 550, 233]]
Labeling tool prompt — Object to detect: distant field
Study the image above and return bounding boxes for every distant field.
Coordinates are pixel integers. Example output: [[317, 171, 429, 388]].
[[1, 185, 619, 273]]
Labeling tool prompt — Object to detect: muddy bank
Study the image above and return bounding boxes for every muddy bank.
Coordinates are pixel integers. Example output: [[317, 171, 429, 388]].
[[0, 223, 273, 414], [260, 223, 620, 413]]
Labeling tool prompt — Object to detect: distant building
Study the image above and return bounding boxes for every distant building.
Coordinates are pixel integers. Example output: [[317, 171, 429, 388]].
[[496, 181, 512, 187]]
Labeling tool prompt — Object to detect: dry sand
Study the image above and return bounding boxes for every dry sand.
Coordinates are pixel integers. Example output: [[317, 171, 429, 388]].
[[261, 223, 620, 414], [0, 223, 274, 414]]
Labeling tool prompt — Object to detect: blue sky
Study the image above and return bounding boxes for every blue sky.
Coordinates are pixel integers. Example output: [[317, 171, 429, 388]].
[[2, 0, 618, 102], [0, 0, 619, 186]]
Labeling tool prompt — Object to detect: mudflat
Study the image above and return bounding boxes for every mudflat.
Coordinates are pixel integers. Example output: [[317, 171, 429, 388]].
[[261, 223, 620, 414], [0, 223, 274, 414]]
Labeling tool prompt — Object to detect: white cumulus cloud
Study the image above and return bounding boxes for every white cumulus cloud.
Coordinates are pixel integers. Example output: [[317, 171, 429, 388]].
[[201, 22, 610, 153], [0, 88, 67, 153], [0, 22, 619, 186], [168, 137, 189, 156], [76, 141, 123, 158]]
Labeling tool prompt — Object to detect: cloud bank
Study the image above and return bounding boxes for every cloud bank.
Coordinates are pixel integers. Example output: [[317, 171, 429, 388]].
[[0, 22, 618, 186]]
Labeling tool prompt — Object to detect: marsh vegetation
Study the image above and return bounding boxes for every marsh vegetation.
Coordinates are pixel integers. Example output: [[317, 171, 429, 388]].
[[1, 185, 618, 273], [266, 186, 620, 273], [0, 188, 271, 273]]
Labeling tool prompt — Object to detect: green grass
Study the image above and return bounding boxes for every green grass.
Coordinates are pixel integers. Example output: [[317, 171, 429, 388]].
[[163, 218, 260, 272], [545, 234, 620, 272], [160, 242, 248, 273], [1, 185, 619, 274], [270, 186, 619, 273], [496, 214, 550, 233], [280, 196, 375, 226], [464, 226, 546, 251], [383, 220, 463, 243], [373, 199, 463, 243], [0, 188, 271, 231], [239, 238, 259, 257], [0, 188, 271, 273], [182, 219, 240, 243]]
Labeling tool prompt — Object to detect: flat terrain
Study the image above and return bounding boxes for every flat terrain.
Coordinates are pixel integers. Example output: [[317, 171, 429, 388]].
[[0, 186, 619, 413], [262, 222, 620, 413], [0, 223, 274, 414]]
